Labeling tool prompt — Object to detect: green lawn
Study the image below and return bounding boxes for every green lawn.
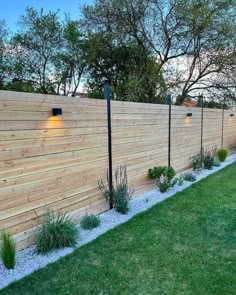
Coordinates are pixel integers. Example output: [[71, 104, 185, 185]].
[[1, 164, 236, 295]]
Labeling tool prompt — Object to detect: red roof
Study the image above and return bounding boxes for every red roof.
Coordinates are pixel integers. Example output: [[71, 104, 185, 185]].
[[182, 101, 198, 107]]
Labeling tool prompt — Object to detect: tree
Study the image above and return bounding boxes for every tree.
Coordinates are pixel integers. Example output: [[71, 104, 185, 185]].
[[10, 7, 63, 94], [82, 0, 236, 104], [2, 1, 234, 103], [84, 32, 166, 102], [0, 20, 9, 89], [53, 19, 87, 96], [82, 0, 194, 76], [165, 0, 236, 102]]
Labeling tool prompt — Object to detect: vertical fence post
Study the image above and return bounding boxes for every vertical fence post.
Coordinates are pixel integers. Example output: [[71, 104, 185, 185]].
[[166, 94, 172, 167], [200, 96, 204, 167], [104, 81, 113, 209], [221, 97, 226, 148]]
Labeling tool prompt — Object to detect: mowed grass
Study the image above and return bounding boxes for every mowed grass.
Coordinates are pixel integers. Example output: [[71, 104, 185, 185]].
[[1, 164, 236, 295]]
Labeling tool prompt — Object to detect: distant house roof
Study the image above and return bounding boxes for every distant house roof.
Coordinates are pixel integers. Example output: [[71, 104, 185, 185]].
[[74, 92, 88, 98], [182, 101, 198, 107]]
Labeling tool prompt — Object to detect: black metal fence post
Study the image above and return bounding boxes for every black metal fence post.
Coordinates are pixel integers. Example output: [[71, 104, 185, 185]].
[[200, 96, 204, 167], [221, 98, 225, 148], [104, 81, 113, 209], [167, 94, 172, 167]]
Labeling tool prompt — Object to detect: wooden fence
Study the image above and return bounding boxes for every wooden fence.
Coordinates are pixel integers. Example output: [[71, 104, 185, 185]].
[[0, 90, 236, 250]]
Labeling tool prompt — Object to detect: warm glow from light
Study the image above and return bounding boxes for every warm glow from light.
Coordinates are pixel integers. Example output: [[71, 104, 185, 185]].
[[44, 116, 64, 128], [184, 116, 191, 124]]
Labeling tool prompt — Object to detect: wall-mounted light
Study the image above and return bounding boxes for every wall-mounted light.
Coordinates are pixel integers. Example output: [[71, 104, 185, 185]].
[[52, 108, 62, 116], [186, 112, 192, 117], [230, 114, 234, 117]]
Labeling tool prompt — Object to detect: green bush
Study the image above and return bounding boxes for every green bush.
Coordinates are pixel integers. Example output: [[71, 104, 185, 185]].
[[203, 145, 217, 170], [184, 172, 196, 182], [190, 154, 202, 171], [99, 166, 132, 214], [80, 214, 100, 230], [113, 184, 130, 214], [148, 166, 176, 180], [203, 155, 214, 170], [217, 148, 228, 162], [35, 210, 78, 254], [0, 231, 16, 270]]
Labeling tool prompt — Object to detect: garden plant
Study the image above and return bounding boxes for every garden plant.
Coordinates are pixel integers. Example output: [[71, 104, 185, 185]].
[[80, 214, 100, 230], [148, 166, 176, 180], [35, 210, 78, 254], [184, 172, 196, 182], [0, 231, 16, 270], [203, 145, 217, 170], [98, 165, 132, 214], [217, 148, 228, 162], [156, 175, 177, 193]]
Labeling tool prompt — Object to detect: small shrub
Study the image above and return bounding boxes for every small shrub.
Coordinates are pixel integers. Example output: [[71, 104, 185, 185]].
[[177, 173, 185, 186], [35, 210, 78, 254], [148, 166, 176, 180], [217, 148, 228, 162], [184, 172, 196, 182], [0, 231, 16, 270], [213, 158, 221, 167], [190, 154, 202, 171], [114, 185, 130, 214], [203, 155, 214, 169], [156, 175, 177, 193], [80, 214, 100, 230], [203, 145, 217, 170], [98, 166, 132, 214]]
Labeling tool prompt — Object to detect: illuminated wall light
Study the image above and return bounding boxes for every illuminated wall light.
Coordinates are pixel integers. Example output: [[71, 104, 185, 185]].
[[52, 108, 62, 116], [186, 112, 192, 117]]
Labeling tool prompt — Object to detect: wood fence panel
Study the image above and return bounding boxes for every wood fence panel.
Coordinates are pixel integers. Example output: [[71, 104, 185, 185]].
[[112, 102, 169, 193], [0, 91, 109, 249]]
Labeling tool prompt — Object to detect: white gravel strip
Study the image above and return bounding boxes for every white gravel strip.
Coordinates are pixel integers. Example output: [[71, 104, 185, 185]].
[[1, 154, 236, 290]]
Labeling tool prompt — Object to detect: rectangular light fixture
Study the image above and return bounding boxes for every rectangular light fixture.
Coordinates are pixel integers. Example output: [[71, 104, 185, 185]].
[[52, 108, 62, 116], [186, 112, 192, 117]]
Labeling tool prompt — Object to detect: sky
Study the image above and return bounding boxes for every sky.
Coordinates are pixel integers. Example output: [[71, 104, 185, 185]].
[[0, 0, 94, 32]]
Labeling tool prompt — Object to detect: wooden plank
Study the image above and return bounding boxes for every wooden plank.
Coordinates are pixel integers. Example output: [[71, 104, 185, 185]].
[[0, 137, 167, 162]]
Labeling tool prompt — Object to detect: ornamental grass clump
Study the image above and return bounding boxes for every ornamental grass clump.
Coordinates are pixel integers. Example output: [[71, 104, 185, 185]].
[[177, 173, 185, 186], [0, 231, 16, 270], [217, 148, 228, 162], [80, 214, 100, 230], [35, 210, 78, 254], [98, 165, 132, 214]]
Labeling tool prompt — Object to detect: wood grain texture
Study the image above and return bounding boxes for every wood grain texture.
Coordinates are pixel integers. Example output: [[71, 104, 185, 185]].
[[0, 90, 235, 250]]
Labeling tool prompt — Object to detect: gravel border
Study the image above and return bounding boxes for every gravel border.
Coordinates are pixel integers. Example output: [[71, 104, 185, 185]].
[[1, 154, 236, 290]]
